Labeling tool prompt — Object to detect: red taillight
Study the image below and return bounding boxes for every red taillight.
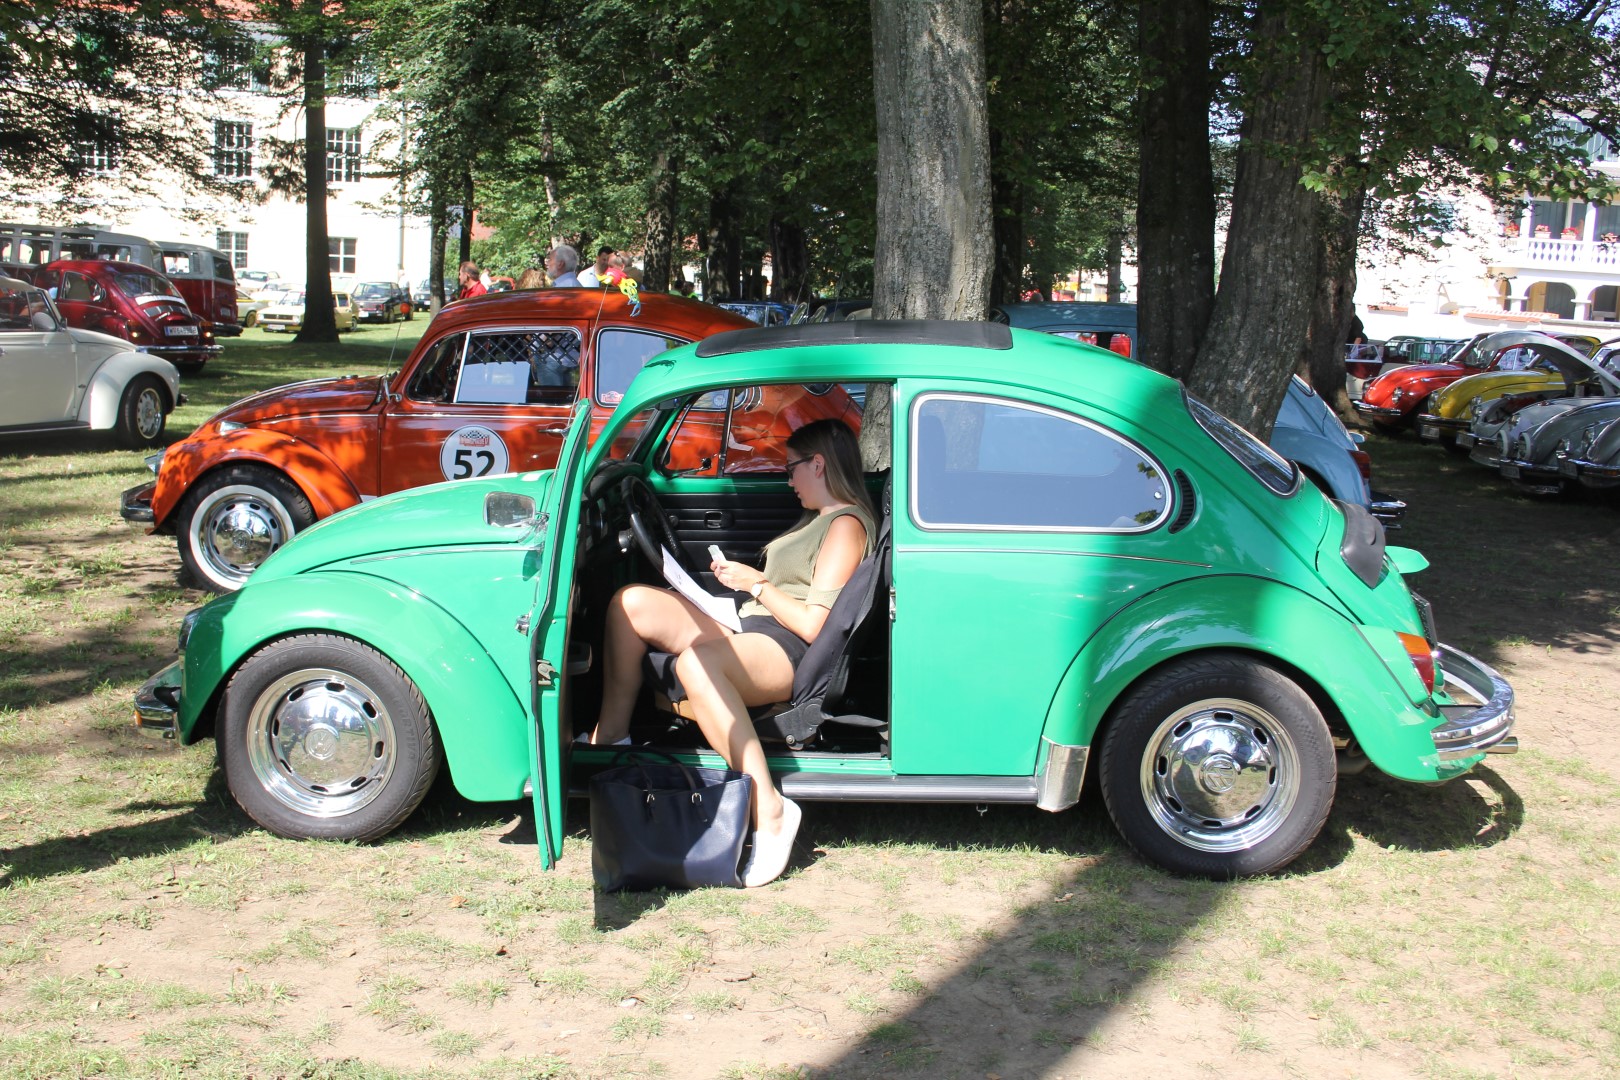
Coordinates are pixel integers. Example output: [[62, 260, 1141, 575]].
[[1398, 631, 1437, 694], [1110, 334, 1132, 358], [1349, 448, 1372, 483]]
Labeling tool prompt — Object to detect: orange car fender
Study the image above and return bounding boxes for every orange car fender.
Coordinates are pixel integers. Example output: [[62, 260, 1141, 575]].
[[150, 428, 363, 529]]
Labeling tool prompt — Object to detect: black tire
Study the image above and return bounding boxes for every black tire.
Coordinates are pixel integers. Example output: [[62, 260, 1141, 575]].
[[115, 374, 167, 448], [176, 464, 316, 592], [1099, 652, 1336, 878], [220, 633, 442, 841]]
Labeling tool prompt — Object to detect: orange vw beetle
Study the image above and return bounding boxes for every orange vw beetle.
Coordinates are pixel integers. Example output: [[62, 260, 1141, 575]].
[[121, 290, 859, 591]]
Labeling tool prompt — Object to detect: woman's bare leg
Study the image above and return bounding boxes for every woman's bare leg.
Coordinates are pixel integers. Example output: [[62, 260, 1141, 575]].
[[673, 636, 795, 832], [590, 585, 728, 744]]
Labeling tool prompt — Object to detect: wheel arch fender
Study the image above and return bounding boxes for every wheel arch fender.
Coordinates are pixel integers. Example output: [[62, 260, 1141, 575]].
[[179, 571, 532, 802], [151, 429, 362, 528], [1040, 575, 1445, 782], [79, 356, 178, 431]]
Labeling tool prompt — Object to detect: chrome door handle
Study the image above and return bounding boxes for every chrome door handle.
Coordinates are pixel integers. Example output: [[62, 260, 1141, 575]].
[[540, 424, 569, 436]]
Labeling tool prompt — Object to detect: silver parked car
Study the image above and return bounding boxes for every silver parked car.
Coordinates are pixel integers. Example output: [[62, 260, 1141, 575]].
[[1464, 341, 1620, 492], [0, 276, 183, 447]]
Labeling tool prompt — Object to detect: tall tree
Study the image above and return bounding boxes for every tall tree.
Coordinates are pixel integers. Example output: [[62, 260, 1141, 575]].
[[866, 0, 994, 467]]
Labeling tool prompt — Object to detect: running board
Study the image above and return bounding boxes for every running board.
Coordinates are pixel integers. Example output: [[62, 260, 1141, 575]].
[[778, 773, 1038, 803]]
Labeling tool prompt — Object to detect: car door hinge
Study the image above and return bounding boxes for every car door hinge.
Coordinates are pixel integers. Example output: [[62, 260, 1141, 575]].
[[515, 614, 530, 635], [888, 586, 896, 621], [535, 659, 556, 688]]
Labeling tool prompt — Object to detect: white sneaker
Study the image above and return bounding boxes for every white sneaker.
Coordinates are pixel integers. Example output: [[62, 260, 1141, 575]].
[[741, 798, 802, 887]]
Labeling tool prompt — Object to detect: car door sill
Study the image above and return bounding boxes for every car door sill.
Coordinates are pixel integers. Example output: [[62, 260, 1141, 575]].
[[559, 771, 1039, 804], [0, 420, 90, 434]]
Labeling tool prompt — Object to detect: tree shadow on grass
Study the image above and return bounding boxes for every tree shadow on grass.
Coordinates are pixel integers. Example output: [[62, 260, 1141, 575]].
[[0, 773, 248, 887]]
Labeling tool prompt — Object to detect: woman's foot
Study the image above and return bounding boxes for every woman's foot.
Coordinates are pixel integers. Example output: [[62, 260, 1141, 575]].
[[741, 798, 801, 887]]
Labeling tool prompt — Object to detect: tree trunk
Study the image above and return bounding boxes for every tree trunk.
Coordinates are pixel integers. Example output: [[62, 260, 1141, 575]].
[[1136, 0, 1214, 379], [769, 214, 809, 303], [1185, 3, 1328, 438], [1302, 184, 1367, 426], [428, 188, 447, 314], [643, 149, 675, 292], [705, 189, 742, 302], [458, 169, 473, 268], [1106, 225, 1124, 302], [867, 0, 993, 467], [539, 113, 560, 226], [295, 30, 337, 344], [989, 153, 1025, 306]]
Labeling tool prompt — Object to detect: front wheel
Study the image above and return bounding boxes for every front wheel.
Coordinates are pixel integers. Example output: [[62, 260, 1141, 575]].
[[1099, 653, 1336, 878], [220, 634, 442, 840], [176, 465, 316, 591], [115, 375, 167, 448]]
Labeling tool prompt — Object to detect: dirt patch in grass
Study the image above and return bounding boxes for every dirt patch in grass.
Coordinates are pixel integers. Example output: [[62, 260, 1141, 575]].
[[1, 358, 1618, 1079]]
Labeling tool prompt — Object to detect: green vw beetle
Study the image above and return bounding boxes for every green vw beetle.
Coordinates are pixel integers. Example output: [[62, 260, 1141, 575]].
[[134, 322, 1517, 878]]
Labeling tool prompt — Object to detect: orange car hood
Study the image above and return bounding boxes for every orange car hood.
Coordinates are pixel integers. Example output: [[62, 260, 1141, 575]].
[[215, 375, 387, 425]]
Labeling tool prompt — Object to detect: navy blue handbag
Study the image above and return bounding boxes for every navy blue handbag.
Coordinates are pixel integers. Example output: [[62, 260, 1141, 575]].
[[589, 751, 754, 891]]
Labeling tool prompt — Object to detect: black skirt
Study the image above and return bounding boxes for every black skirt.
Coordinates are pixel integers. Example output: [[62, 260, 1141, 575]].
[[738, 614, 810, 670]]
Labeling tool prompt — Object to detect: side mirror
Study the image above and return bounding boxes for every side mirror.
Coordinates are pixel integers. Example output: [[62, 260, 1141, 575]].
[[485, 492, 538, 528]]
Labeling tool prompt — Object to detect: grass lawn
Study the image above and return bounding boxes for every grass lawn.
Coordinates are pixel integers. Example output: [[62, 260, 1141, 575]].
[[0, 336, 1617, 1078]]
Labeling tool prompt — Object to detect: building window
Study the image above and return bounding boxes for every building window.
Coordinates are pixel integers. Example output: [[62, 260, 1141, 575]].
[[76, 130, 119, 174], [329, 237, 357, 275], [216, 231, 249, 270], [325, 127, 361, 184], [214, 121, 254, 179], [330, 61, 377, 99]]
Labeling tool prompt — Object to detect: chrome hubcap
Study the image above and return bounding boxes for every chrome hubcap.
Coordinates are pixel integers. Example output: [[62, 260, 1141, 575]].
[[1139, 697, 1300, 853], [245, 667, 397, 817], [136, 388, 163, 439], [190, 484, 295, 586]]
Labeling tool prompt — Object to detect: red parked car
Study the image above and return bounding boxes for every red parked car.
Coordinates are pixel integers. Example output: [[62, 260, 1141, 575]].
[[34, 260, 221, 374], [120, 289, 861, 591]]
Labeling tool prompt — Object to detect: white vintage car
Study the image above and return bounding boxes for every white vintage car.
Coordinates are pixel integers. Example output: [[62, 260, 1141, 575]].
[[257, 287, 357, 333], [0, 276, 182, 448]]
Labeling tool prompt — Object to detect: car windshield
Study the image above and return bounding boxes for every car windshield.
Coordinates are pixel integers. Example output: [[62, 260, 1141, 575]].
[[114, 271, 180, 299], [354, 283, 390, 299]]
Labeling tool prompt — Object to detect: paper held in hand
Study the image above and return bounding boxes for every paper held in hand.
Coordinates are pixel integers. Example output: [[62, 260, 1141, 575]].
[[660, 546, 742, 633]]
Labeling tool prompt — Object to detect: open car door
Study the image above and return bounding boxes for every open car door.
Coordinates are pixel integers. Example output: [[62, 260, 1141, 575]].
[[527, 399, 593, 867]]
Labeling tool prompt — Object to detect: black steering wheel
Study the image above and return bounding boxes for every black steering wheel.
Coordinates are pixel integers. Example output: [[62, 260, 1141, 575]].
[[621, 475, 695, 576]]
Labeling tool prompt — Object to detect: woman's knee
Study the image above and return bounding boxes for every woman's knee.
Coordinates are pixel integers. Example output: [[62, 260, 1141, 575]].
[[675, 643, 731, 699]]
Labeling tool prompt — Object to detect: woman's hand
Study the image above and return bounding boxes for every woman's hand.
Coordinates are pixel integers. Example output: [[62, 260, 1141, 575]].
[[711, 558, 766, 595]]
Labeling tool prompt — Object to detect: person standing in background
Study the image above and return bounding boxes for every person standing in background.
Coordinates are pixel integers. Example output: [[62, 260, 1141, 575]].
[[578, 246, 613, 288], [457, 261, 487, 300], [546, 245, 582, 288]]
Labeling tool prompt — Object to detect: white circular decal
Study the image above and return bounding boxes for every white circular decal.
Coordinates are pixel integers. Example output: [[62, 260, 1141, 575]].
[[440, 426, 511, 481]]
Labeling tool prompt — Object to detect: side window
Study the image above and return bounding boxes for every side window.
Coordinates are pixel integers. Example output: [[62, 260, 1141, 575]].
[[213, 257, 234, 281], [595, 328, 684, 405], [657, 383, 863, 476], [407, 333, 465, 402], [456, 330, 581, 406], [910, 393, 1170, 531], [61, 272, 104, 304]]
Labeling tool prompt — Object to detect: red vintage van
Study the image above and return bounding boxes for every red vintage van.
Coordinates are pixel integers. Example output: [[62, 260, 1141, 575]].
[[158, 242, 243, 337], [35, 259, 220, 373]]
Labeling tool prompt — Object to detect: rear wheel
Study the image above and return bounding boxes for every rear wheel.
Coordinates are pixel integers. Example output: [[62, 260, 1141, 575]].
[[177, 464, 315, 591], [115, 375, 167, 448], [1099, 653, 1336, 878], [220, 634, 442, 840]]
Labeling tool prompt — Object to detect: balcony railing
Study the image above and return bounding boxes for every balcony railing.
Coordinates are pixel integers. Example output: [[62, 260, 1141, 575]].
[[1502, 237, 1620, 271]]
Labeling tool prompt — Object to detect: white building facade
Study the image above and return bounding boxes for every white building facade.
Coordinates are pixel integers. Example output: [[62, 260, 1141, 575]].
[[1, 44, 431, 290]]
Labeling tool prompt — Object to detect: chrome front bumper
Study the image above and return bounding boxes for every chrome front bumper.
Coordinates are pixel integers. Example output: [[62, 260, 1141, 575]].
[[134, 662, 182, 741], [120, 480, 157, 526], [1560, 453, 1620, 487], [1352, 402, 1403, 420], [1431, 645, 1516, 762]]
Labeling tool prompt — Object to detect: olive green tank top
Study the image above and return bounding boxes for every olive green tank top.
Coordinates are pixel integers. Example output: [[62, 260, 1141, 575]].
[[738, 503, 876, 619]]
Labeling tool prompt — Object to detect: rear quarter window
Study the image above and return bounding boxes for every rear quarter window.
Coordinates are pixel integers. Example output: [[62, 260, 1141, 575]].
[[910, 393, 1170, 531]]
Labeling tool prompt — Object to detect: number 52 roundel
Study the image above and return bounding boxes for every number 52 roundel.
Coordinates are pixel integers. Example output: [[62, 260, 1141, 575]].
[[439, 426, 512, 481]]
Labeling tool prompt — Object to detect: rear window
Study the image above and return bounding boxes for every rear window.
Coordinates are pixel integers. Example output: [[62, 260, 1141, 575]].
[[1185, 393, 1299, 495]]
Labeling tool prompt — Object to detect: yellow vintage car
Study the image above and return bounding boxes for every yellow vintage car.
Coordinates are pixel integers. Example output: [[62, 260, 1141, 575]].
[[1414, 332, 1605, 449]]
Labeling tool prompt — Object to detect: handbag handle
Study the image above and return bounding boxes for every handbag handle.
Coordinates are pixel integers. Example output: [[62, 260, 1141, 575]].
[[606, 749, 723, 825]]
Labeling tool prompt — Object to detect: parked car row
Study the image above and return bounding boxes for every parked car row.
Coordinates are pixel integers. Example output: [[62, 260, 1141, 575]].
[[1351, 327, 1620, 498]]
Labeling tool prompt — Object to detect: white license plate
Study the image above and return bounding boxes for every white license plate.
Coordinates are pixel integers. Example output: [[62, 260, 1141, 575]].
[[1457, 433, 1476, 448], [1500, 462, 1521, 479], [1560, 458, 1579, 478], [165, 325, 198, 338], [1418, 423, 1439, 439]]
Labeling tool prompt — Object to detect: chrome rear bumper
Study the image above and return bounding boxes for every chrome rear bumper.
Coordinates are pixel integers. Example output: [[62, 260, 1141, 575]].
[[1431, 645, 1516, 761]]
